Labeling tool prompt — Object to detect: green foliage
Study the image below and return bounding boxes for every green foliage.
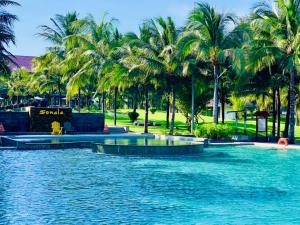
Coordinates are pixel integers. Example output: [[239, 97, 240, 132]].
[[176, 77, 212, 125], [150, 108, 157, 114], [0, 0, 19, 65], [128, 111, 139, 122], [194, 124, 234, 140], [229, 95, 247, 111]]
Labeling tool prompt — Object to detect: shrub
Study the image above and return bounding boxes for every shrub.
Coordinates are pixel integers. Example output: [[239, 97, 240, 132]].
[[194, 124, 233, 140], [150, 108, 157, 114], [128, 111, 139, 122]]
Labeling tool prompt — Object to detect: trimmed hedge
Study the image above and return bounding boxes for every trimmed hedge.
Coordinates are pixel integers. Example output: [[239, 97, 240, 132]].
[[128, 112, 139, 122], [194, 124, 234, 140], [150, 108, 157, 114]]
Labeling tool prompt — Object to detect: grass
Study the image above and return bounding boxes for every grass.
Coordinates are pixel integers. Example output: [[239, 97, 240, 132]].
[[82, 108, 300, 140], [105, 109, 191, 135]]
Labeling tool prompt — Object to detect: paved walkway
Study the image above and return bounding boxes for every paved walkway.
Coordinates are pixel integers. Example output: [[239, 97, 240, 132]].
[[209, 142, 300, 150], [254, 142, 300, 150]]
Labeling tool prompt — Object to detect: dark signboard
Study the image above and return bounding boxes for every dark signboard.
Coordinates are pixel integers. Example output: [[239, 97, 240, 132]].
[[29, 107, 72, 132]]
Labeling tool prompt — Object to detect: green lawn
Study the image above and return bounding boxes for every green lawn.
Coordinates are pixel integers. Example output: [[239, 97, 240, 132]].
[[88, 108, 300, 139]]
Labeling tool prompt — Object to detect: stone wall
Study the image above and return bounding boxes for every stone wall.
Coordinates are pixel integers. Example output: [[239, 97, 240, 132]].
[[0, 112, 29, 132], [72, 113, 104, 132], [0, 111, 104, 133]]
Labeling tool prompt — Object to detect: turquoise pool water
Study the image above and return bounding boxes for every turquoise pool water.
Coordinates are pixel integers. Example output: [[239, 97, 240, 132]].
[[1, 146, 300, 224]]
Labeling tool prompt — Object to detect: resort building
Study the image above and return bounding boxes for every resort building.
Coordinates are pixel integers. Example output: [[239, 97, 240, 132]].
[[9, 55, 35, 72]]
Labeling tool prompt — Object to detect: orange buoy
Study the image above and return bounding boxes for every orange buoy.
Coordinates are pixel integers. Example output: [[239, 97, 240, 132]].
[[278, 138, 289, 146]]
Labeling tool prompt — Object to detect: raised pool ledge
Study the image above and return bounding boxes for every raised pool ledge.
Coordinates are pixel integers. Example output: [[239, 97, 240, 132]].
[[0, 134, 204, 153], [92, 142, 204, 156]]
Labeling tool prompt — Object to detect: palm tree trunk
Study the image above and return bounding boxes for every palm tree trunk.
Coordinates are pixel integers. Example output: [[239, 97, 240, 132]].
[[289, 70, 296, 144], [272, 88, 276, 137], [284, 88, 291, 138], [144, 85, 149, 134], [277, 88, 281, 137], [191, 73, 195, 132], [98, 94, 101, 110], [51, 88, 54, 107], [296, 109, 300, 126], [170, 87, 176, 134], [221, 92, 225, 124], [102, 92, 106, 114], [133, 89, 138, 113], [213, 65, 219, 125], [78, 88, 81, 113], [166, 93, 170, 129], [58, 85, 62, 106], [114, 87, 117, 126]]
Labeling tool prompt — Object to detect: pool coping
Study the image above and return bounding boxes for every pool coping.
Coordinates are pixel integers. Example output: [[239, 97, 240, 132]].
[[92, 142, 204, 156], [0, 133, 156, 150], [1, 134, 204, 151], [2, 133, 300, 151], [208, 142, 300, 150]]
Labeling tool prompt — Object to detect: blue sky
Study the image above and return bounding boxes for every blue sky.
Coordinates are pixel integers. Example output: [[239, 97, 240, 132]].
[[9, 0, 255, 56]]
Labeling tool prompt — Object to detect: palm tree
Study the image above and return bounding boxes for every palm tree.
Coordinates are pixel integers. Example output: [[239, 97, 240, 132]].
[[32, 49, 66, 106], [0, 0, 20, 68], [116, 27, 165, 133], [6, 67, 30, 104], [63, 15, 120, 116], [37, 12, 82, 107], [178, 2, 237, 125], [38, 12, 80, 46], [145, 17, 182, 134], [251, 0, 300, 143]]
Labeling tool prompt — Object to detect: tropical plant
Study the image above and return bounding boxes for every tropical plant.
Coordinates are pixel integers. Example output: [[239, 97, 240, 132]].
[[32, 49, 66, 106], [6, 67, 30, 103], [0, 0, 20, 69], [251, 0, 300, 143], [145, 17, 182, 134], [178, 2, 238, 125], [194, 124, 234, 140], [128, 111, 139, 122], [64, 15, 120, 115], [38, 12, 80, 46], [115, 25, 165, 133], [36, 12, 83, 107]]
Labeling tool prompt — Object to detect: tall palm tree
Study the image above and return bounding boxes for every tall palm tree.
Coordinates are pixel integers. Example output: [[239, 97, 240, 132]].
[[37, 12, 82, 107], [32, 49, 66, 106], [63, 15, 120, 115], [0, 0, 20, 68], [6, 67, 30, 104], [251, 0, 300, 143], [38, 12, 80, 46], [178, 2, 236, 125], [145, 17, 182, 134], [116, 27, 165, 133]]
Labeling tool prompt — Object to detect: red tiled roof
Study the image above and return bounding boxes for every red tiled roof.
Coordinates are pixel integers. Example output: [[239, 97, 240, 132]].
[[9, 55, 35, 72]]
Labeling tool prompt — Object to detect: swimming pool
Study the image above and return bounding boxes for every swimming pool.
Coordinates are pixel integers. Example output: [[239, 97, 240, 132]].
[[0, 145, 300, 224]]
